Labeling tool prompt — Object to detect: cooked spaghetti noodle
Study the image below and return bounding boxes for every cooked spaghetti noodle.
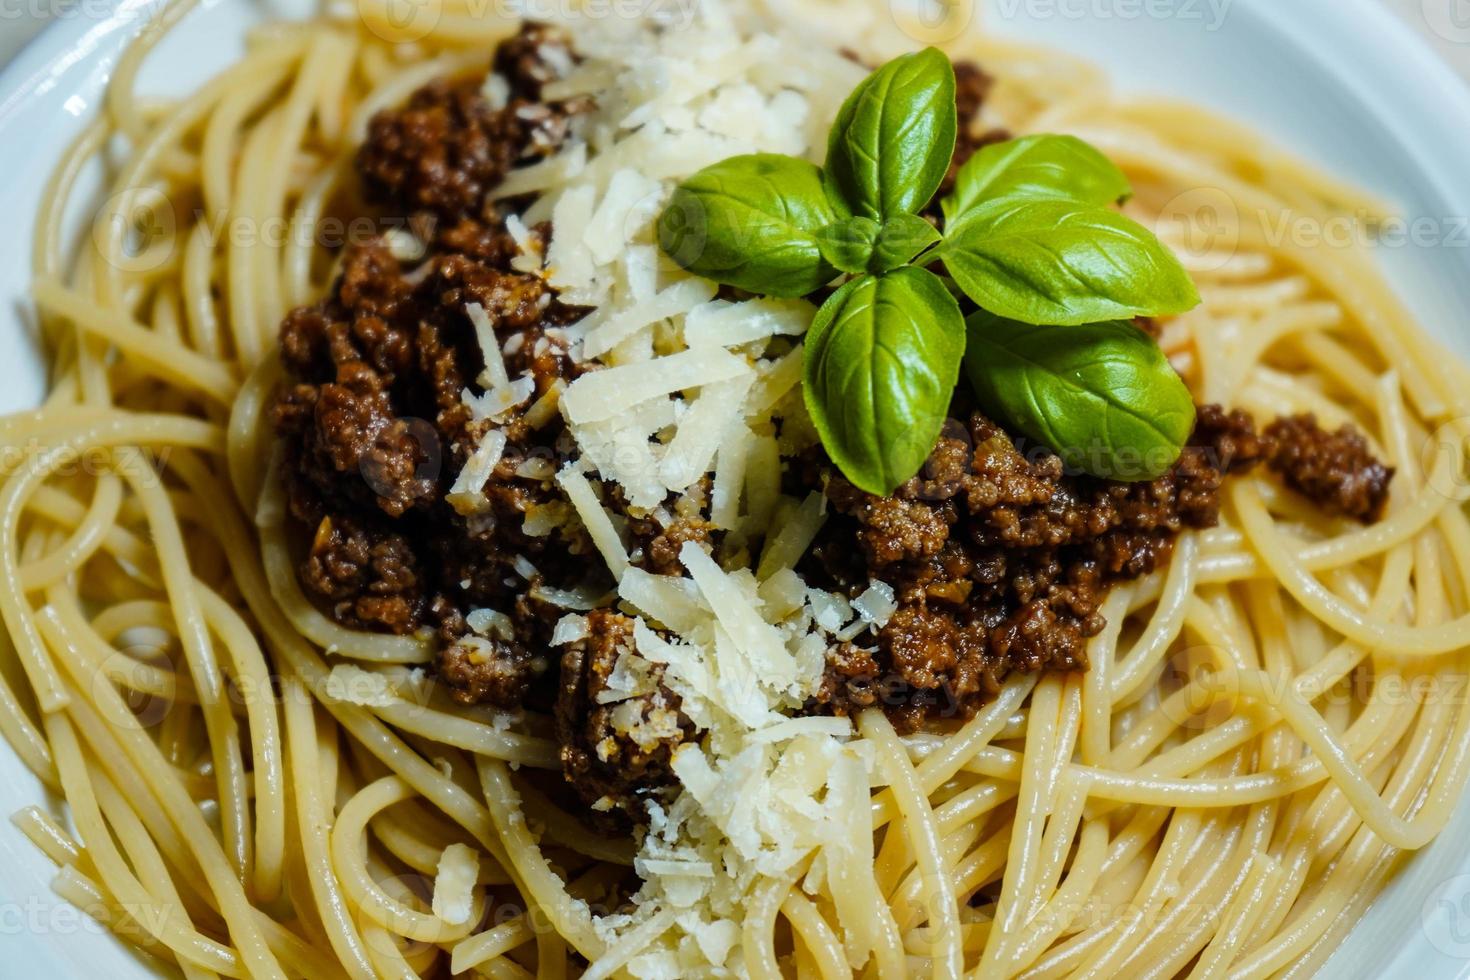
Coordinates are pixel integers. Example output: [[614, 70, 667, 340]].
[[4, 2, 1470, 978]]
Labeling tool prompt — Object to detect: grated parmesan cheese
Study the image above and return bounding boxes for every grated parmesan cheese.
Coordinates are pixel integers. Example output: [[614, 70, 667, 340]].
[[684, 297, 814, 348], [618, 567, 710, 635], [755, 491, 826, 580], [556, 466, 630, 579], [465, 302, 510, 390], [466, 608, 515, 642], [852, 579, 899, 627], [463, 374, 536, 422], [658, 373, 754, 491], [446, 429, 507, 516], [551, 613, 591, 646], [582, 279, 716, 359], [481, 72, 511, 111], [484, 6, 899, 973], [383, 227, 427, 262], [679, 541, 796, 691], [431, 843, 479, 925], [584, 168, 664, 266], [323, 664, 399, 708], [561, 347, 750, 424], [523, 378, 565, 429]]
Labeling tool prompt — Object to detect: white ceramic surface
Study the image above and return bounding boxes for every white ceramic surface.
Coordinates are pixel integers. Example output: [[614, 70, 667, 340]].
[[3, 1, 1470, 976]]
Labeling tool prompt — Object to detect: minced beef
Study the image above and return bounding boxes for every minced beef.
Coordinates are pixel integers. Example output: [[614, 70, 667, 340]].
[[298, 513, 425, 632], [357, 24, 582, 222], [804, 403, 1392, 730], [802, 404, 1273, 731], [1264, 414, 1394, 522], [273, 36, 1398, 819], [273, 28, 713, 822], [275, 26, 594, 708], [555, 611, 693, 825]]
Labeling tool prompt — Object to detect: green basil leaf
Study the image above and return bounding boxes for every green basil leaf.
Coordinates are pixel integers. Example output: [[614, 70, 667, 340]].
[[816, 216, 884, 275], [964, 311, 1195, 480], [658, 154, 842, 298], [937, 198, 1199, 325], [871, 214, 942, 272], [942, 134, 1132, 232], [817, 214, 943, 276], [804, 267, 966, 495], [825, 47, 957, 221]]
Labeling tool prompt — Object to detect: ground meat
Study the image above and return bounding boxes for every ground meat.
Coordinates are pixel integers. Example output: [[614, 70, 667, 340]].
[[802, 404, 1270, 731], [494, 21, 576, 99], [273, 213, 589, 700], [275, 25, 730, 807], [1264, 414, 1394, 522], [441, 634, 545, 708], [357, 23, 580, 222], [359, 78, 520, 222], [275, 27, 594, 713], [641, 517, 717, 578], [276, 36, 1400, 822], [555, 611, 692, 825], [301, 513, 425, 633]]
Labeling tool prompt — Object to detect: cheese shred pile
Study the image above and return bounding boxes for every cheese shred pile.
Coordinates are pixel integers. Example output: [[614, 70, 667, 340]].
[[445, 5, 911, 972]]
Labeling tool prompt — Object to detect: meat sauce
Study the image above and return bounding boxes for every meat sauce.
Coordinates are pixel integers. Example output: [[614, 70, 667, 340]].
[[271, 25, 1394, 819]]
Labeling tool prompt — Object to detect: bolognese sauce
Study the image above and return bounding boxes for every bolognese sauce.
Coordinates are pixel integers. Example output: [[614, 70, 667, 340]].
[[270, 24, 1396, 817]]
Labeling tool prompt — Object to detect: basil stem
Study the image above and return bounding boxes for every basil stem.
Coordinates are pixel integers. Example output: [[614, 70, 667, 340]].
[[658, 153, 843, 298], [964, 311, 1195, 480], [803, 267, 966, 495]]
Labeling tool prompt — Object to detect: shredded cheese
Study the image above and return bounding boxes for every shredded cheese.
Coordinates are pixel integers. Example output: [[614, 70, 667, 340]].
[[466, 302, 511, 390], [432, 843, 480, 926], [446, 429, 508, 516], [685, 297, 814, 348], [556, 466, 630, 579], [487, 8, 886, 974], [658, 373, 754, 491], [756, 491, 826, 580], [561, 347, 751, 424], [679, 541, 797, 691]]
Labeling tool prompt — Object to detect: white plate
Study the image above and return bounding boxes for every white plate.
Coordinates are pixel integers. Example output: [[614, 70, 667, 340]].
[[4, 1, 1470, 976]]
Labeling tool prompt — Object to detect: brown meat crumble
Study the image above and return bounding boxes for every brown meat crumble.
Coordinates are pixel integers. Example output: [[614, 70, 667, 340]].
[[556, 610, 694, 824], [1264, 414, 1393, 522], [270, 29, 1396, 818], [273, 25, 706, 817], [799, 404, 1272, 731]]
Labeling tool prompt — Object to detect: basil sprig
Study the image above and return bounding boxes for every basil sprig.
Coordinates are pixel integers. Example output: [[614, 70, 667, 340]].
[[817, 214, 942, 275], [657, 48, 1201, 495]]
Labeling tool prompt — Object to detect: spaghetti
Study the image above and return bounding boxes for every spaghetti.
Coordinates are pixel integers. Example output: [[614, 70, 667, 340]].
[[3, 1, 1470, 978]]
